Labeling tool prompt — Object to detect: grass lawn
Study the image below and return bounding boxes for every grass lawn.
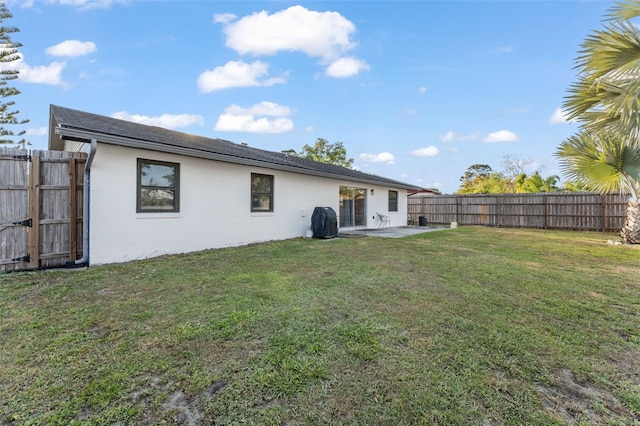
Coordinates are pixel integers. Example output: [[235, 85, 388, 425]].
[[1, 227, 639, 425]]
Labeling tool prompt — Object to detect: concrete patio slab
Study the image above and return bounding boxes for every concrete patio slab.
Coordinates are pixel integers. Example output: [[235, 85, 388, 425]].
[[338, 225, 451, 238]]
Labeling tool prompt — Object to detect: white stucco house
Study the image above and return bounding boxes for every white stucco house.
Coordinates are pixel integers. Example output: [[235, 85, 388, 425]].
[[48, 105, 422, 266]]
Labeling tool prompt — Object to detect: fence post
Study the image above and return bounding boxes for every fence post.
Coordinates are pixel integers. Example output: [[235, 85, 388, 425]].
[[544, 194, 548, 229], [27, 153, 40, 269], [601, 195, 606, 233], [496, 196, 501, 228]]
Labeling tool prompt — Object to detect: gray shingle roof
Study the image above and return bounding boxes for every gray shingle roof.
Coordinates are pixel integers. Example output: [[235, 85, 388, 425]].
[[50, 105, 422, 190]]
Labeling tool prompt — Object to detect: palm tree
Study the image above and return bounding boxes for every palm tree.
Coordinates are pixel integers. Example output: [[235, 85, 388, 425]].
[[556, 130, 640, 242], [563, 2, 640, 138], [558, 0, 640, 243]]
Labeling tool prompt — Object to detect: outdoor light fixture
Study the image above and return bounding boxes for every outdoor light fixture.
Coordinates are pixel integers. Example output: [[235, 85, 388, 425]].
[[370, 188, 374, 195]]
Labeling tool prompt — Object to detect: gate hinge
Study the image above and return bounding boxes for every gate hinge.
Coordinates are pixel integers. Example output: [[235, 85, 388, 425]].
[[12, 254, 31, 263], [12, 218, 32, 227], [12, 154, 32, 162]]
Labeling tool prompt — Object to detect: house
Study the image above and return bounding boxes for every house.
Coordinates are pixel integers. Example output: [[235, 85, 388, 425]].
[[408, 188, 441, 197], [48, 105, 422, 265]]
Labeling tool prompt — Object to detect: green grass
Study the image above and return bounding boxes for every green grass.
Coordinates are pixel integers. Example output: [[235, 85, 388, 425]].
[[1, 227, 639, 425]]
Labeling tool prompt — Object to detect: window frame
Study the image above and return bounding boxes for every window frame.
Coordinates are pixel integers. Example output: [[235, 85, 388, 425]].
[[136, 158, 180, 213], [250, 173, 274, 213], [388, 190, 399, 212]]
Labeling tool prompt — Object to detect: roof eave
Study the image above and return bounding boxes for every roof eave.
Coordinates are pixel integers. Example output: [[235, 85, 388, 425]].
[[55, 126, 421, 191]]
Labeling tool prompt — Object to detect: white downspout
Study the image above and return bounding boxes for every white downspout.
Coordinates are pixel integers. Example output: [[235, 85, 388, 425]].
[[67, 139, 97, 268]]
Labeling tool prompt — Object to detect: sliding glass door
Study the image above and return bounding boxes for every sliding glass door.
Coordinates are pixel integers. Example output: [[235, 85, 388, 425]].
[[339, 186, 367, 228]]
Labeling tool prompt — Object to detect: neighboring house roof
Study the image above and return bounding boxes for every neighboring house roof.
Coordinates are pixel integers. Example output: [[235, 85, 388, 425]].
[[408, 188, 442, 196], [49, 105, 422, 191]]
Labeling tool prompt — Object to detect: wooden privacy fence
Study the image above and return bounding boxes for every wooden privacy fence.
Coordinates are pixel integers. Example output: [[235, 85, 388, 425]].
[[409, 193, 630, 232], [0, 147, 86, 272]]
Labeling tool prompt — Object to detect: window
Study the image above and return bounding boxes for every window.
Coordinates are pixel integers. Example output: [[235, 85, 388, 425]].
[[251, 173, 274, 212], [388, 190, 398, 212], [137, 159, 180, 212]]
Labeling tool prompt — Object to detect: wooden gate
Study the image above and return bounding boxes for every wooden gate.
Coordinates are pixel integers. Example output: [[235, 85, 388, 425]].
[[0, 147, 86, 272]]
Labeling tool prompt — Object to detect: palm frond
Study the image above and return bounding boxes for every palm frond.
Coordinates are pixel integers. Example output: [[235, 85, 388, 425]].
[[555, 130, 640, 198], [607, 0, 640, 21], [564, 21, 640, 137], [577, 21, 640, 78]]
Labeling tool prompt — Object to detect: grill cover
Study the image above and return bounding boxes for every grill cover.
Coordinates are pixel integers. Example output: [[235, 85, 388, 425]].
[[311, 207, 338, 239]]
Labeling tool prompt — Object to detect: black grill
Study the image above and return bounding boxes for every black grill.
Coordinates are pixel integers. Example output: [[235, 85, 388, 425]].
[[311, 207, 338, 239]]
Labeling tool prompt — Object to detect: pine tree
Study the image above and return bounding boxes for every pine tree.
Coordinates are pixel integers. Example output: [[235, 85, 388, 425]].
[[0, 2, 29, 148]]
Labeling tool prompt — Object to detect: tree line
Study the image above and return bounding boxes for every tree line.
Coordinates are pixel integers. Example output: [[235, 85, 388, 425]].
[[457, 156, 573, 194]]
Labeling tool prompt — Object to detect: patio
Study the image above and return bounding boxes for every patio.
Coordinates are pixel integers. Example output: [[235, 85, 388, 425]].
[[338, 225, 451, 238]]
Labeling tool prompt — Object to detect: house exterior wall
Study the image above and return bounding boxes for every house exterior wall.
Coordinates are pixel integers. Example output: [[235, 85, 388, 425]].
[[87, 143, 408, 265]]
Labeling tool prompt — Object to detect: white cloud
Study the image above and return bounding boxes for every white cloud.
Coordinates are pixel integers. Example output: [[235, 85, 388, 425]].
[[219, 5, 368, 78], [441, 130, 519, 143], [197, 60, 286, 93], [214, 13, 236, 24], [439, 131, 455, 143], [483, 130, 519, 143], [418, 86, 427, 95], [439, 131, 480, 142], [44, 0, 129, 10], [325, 57, 370, 78], [549, 107, 575, 124], [111, 111, 204, 129], [4, 54, 66, 85], [25, 126, 47, 136], [46, 40, 97, 57], [225, 101, 292, 117], [20, 63, 66, 85], [0, 49, 66, 85], [215, 115, 293, 134], [214, 101, 294, 134], [222, 5, 356, 59], [360, 152, 394, 164], [410, 146, 440, 157]]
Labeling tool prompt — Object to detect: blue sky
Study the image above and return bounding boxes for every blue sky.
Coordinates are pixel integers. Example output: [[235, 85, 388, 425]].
[[8, 0, 611, 193]]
